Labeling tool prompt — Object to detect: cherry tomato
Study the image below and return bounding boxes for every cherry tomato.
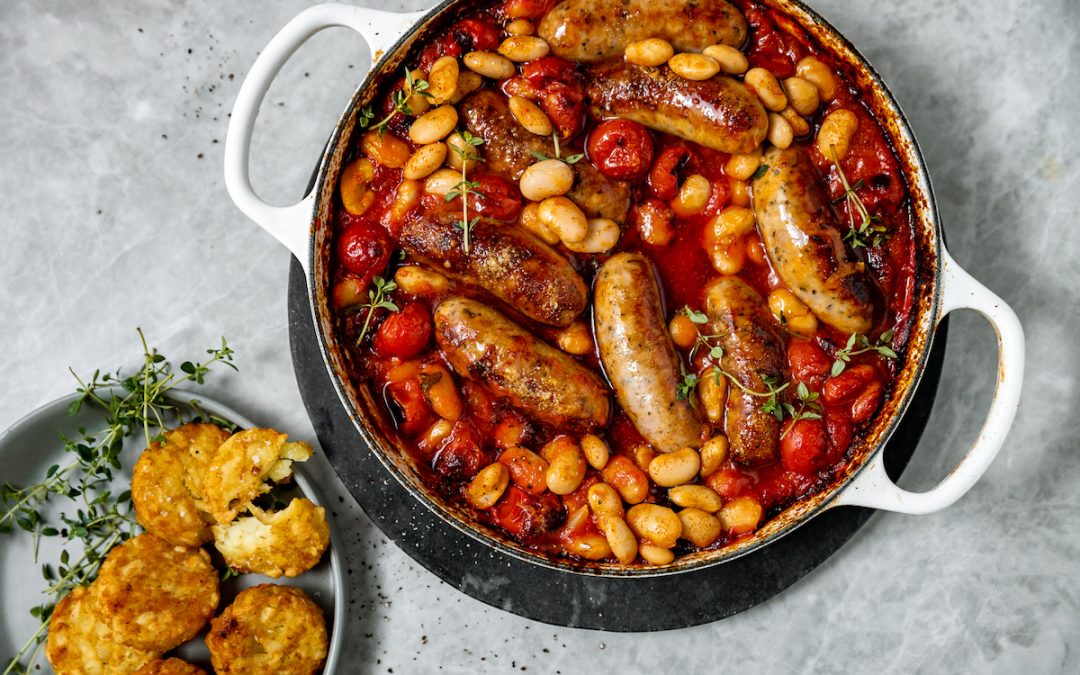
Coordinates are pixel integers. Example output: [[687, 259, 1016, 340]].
[[337, 221, 391, 280], [489, 486, 564, 541], [522, 56, 578, 88], [823, 407, 852, 464], [781, 417, 828, 476], [469, 172, 522, 221], [647, 144, 692, 200], [744, 6, 801, 78], [502, 76, 541, 100], [587, 119, 655, 181], [823, 364, 878, 403], [504, 0, 556, 20], [448, 18, 501, 53], [705, 468, 754, 500], [539, 82, 586, 139], [433, 420, 487, 480], [788, 339, 831, 388], [373, 303, 432, 358], [386, 376, 434, 436]]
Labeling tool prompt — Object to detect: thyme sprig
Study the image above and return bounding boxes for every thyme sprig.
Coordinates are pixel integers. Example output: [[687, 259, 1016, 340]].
[[446, 130, 485, 255], [831, 148, 889, 249], [779, 382, 823, 438], [358, 68, 432, 137], [1, 330, 237, 675], [831, 330, 898, 376], [355, 275, 399, 346], [676, 307, 790, 415], [529, 133, 584, 165]]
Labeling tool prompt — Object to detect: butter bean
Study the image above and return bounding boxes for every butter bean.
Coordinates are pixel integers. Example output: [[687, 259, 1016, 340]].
[[466, 463, 509, 509], [627, 504, 682, 548], [647, 447, 701, 487]]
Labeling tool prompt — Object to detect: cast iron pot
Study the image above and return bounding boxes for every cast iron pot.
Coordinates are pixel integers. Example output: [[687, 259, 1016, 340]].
[[223, 0, 1025, 576]]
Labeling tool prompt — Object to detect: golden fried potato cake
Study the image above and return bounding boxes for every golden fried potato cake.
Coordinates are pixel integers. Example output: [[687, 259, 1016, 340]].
[[134, 657, 207, 675], [130, 423, 231, 547], [206, 584, 328, 675], [212, 497, 330, 578], [92, 533, 219, 652], [46, 585, 160, 675], [204, 428, 313, 524]]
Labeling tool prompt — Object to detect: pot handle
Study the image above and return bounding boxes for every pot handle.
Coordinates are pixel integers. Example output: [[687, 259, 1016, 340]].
[[224, 3, 425, 270], [833, 248, 1025, 514]]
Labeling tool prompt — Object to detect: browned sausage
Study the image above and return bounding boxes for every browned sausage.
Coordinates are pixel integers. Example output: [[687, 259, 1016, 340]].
[[594, 253, 705, 453], [459, 90, 630, 223], [584, 61, 768, 155], [398, 213, 587, 327], [538, 0, 747, 63], [434, 297, 611, 430], [704, 277, 784, 467], [752, 145, 875, 334]]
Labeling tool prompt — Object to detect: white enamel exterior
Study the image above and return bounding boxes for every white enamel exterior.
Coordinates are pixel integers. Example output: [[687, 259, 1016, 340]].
[[223, 4, 1025, 522]]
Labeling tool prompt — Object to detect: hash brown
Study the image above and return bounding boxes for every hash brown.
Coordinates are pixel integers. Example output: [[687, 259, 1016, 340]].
[[205, 584, 328, 675], [45, 585, 160, 675], [212, 497, 330, 578], [92, 533, 219, 652], [133, 657, 207, 675], [204, 428, 312, 524]]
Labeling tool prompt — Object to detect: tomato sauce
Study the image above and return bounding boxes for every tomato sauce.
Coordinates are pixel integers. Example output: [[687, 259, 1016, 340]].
[[329, 0, 918, 565]]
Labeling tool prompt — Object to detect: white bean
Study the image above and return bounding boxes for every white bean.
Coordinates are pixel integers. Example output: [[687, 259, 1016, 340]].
[[409, 105, 458, 144], [767, 112, 794, 149], [581, 434, 610, 471], [670, 174, 712, 217], [678, 508, 722, 547], [599, 515, 638, 564], [626, 504, 682, 548], [465, 463, 509, 509], [394, 265, 449, 295], [745, 67, 788, 112], [446, 131, 481, 172], [427, 56, 459, 104], [668, 53, 720, 81], [703, 44, 748, 75], [796, 56, 838, 101], [498, 35, 550, 62], [624, 38, 674, 67], [699, 435, 729, 478], [424, 167, 461, 197], [783, 76, 820, 116], [725, 145, 763, 181], [403, 142, 448, 180], [519, 159, 574, 201], [587, 482, 623, 517], [669, 485, 723, 513], [718, 496, 762, 535], [538, 196, 588, 244], [564, 218, 620, 253], [450, 71, 483, 104], [505, 19, 535, 36], [647, 447, 701, 487], [464, 51, 516, 80], [639, 543, 675, 565], [508, 96, 553, 136], [816, 108, 859, 161], [517, 202, 560, 244]]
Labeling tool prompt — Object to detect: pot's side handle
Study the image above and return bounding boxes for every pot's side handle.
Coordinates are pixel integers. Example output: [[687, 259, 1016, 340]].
[[834, 248, 1025, 514], [224, 3, 426, 271]]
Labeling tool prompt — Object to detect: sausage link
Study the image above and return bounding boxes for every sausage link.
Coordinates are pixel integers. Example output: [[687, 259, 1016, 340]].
[[705, 277, 785, 467], [585, 60, 768, 155], [460, 91, 630, 223], [594, 253, 704, 453], [752, 145, 875, 333], [399, 214, 587, 327], [434, 297, 611, 430], [539, 0, 747, 63]]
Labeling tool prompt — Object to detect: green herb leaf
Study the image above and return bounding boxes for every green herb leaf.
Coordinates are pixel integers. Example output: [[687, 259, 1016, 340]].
[[751, 164, 770, 180]]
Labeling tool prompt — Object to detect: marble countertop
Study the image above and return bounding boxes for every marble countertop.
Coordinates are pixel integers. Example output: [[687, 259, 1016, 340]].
[[2, 0, 1078, 672]]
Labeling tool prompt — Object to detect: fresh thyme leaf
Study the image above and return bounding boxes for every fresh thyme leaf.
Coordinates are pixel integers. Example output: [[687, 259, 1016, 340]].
[[680, 306, 709, 325], [2, 330, 237, 675], [563, 152, 585, 165], [831, 331, 898, 375], [356, 275, 398, 346], [831, 150, 891, 249], [751, 164, 770, 180], [364, 68, 433, 137], [529, 149, 551, 162], [676, 367, 701, 403]]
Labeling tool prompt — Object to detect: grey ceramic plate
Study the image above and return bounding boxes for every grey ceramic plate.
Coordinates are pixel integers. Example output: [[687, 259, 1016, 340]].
[[0, 390, 344, 673]]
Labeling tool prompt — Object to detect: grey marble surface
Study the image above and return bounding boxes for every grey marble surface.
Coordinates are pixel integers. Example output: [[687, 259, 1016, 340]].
[[1, 0, 1078, 673]]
